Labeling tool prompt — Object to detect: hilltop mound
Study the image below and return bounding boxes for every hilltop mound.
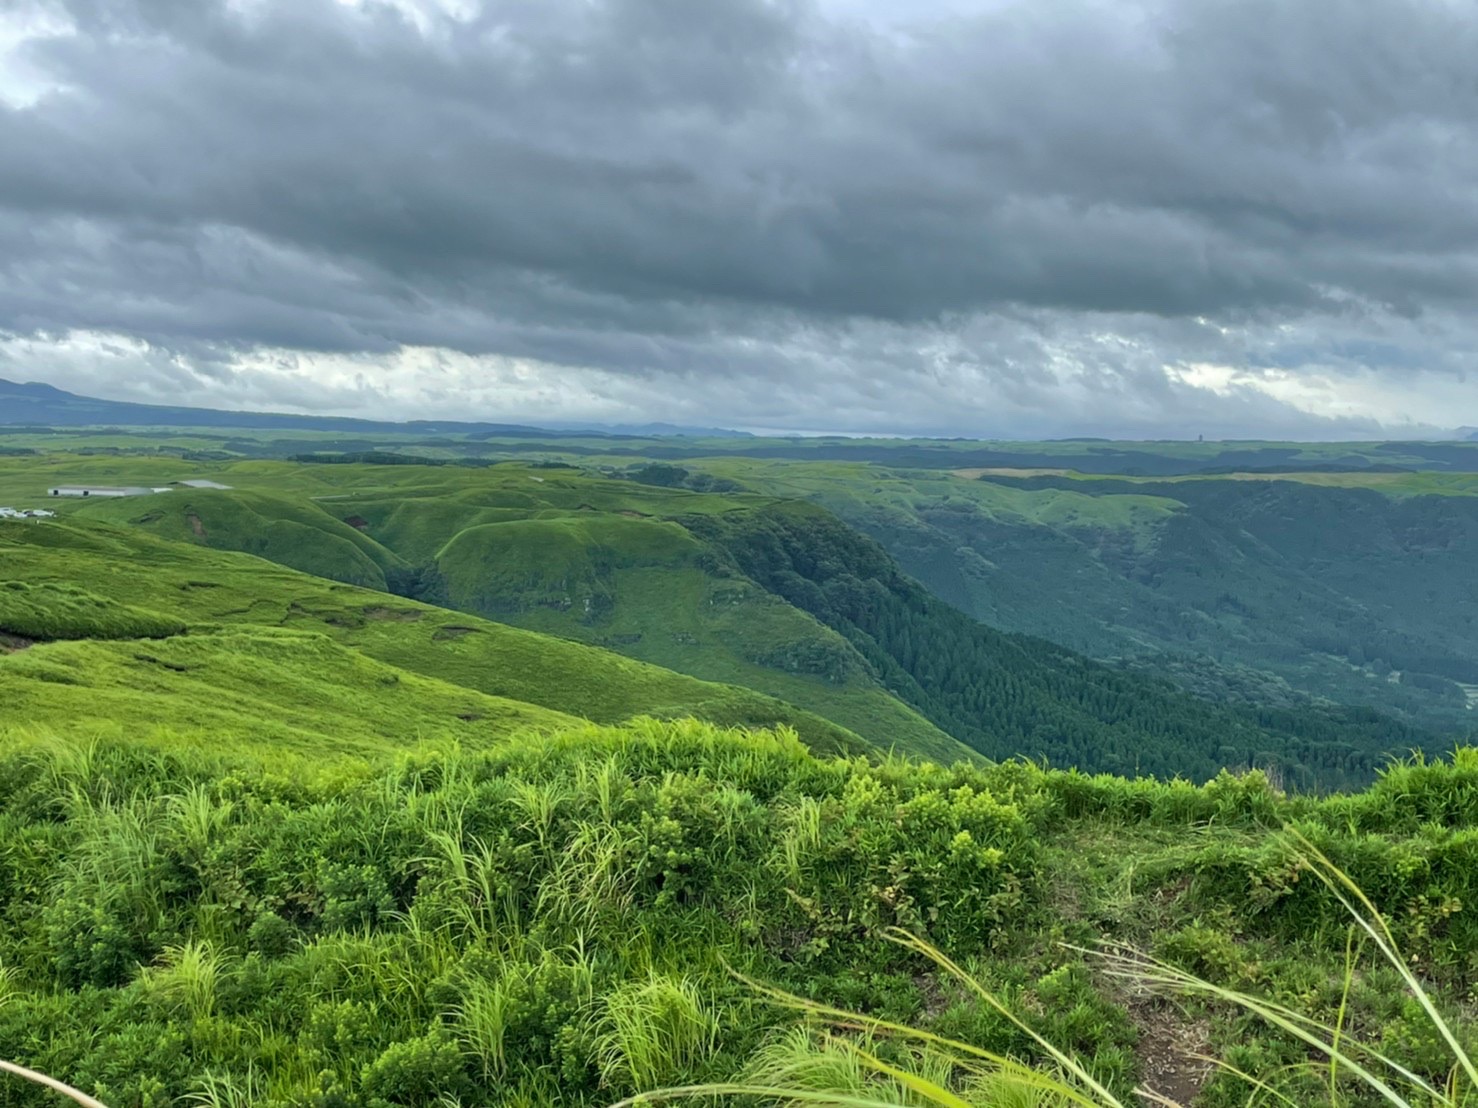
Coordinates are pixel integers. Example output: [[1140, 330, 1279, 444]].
[[75, 488, 402, 590], [435, 515, 707, 618]]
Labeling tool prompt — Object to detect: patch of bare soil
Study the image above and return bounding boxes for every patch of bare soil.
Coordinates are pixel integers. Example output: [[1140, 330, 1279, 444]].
[[913, 972, 952, 1019], [433, 625, 481, 641], [134, 651, 190, 673], [187, 512, 207, 539], [363, 606, 423, 622], [0, 632, 34, 654], [1131, 1000, 1213, 1106], [343, 515, 370, 531]]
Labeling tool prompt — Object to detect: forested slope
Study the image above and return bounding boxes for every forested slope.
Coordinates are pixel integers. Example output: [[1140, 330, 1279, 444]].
[[685, 501, 1441, 788], [679, 459, 1478, 734]]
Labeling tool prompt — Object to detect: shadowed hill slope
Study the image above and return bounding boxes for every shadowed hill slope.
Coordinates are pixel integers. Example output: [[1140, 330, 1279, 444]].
[[685, 460, 1478, 732]]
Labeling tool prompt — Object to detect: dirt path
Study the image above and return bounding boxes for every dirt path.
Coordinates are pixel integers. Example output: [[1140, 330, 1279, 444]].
[[1130, 1000, 1213, 1105]]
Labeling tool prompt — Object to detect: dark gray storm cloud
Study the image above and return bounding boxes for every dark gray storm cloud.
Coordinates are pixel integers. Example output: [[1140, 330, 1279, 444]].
[[1, 0, 1476, 434]]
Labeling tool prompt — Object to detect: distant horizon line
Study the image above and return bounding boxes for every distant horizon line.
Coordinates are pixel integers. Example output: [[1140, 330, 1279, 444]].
[[2, 374, 1472, 444]]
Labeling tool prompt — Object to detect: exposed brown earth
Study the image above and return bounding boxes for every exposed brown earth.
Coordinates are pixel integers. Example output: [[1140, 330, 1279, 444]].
[[1131, 1000, 1213, 1106]]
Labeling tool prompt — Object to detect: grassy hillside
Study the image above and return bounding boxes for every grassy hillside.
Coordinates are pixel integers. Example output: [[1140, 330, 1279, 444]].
[[0, 458, 969, 762], [0, 517, 875, 758], [0, 719, 1475, 1108], [0, 581, 186, 642], [5, 454, 1452, 783], [75, 488, 404, 591], [428, 512, 962, 759], [0, 628, 577, 760]]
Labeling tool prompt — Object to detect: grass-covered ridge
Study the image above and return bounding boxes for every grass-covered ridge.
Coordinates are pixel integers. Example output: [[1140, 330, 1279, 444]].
[[0, 721, 1475, 1107], [0, 517, 875, 758], [75, 487, 404, 591], [2, 459, 967, 762]]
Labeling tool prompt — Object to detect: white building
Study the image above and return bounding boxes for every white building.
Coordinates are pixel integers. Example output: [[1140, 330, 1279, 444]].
[[48, 486, 158, 498]]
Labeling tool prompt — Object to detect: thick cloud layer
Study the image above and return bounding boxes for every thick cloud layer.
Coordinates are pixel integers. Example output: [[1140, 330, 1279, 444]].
[[1, 0, 1475, 435]]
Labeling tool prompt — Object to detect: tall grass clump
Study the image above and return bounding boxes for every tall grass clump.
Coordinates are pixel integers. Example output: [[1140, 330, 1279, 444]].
[[138, 941, 231, 1023], [594, 974, 721, 1092], [1096, 832, 1478, 1107]]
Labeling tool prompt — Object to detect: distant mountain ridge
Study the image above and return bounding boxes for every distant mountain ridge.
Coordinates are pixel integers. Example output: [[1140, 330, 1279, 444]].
[[0, 378, 742, 438]]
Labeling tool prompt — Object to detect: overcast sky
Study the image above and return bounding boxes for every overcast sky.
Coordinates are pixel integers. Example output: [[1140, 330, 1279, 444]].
[[2, 0, 1477, 437]]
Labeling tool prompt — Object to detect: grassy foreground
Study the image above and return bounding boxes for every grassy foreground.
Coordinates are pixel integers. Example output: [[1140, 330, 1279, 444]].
[[0, 719, 1475, 1107]]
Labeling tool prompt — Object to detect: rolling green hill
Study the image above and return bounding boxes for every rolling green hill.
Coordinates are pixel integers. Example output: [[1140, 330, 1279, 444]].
[[36, 463, 970, 762], [0, 517, 878, 758], [425, 512, 958, 758], [244, 464, 1460, 785], [74, 487, 404, 591]]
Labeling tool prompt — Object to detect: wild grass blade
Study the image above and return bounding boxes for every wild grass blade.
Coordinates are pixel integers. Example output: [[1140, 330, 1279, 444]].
[[0, 1059, 113, 1108]]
